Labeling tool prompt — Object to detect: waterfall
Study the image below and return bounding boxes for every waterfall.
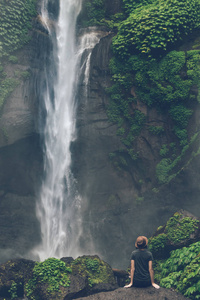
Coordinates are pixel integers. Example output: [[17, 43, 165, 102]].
[[34, 0, 102, 261], [35, 0, 83, 261]]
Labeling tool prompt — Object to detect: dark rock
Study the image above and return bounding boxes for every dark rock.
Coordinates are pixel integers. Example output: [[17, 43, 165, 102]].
[[61, 257, 75, 266], [75, 286, 189, 300], [0, 135, 42, 263], [112, 269, 129, 287], [0, 259, 35, 299], [105, 0, 123, 16]]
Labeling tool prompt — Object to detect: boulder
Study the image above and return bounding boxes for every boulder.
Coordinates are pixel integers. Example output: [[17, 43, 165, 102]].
[[0, 259, 35, 299], [70, 255, 118, 296], [23, 256, 117, 300], [148, 210, 200, 258]]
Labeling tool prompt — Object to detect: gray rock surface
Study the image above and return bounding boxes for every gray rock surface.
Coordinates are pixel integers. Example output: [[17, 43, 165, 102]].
[[0, 15, 49, 262], [73, 25, 200, 269], [75, 287, 189, 300]]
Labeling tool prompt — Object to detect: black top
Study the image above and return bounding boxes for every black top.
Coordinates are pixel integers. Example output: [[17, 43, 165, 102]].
[[131, 249, 153, 282]]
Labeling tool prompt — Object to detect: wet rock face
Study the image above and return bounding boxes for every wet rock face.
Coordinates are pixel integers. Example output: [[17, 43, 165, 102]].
[[74, 24, 200, 269], [0, 16, 51, 262], [105, 0, 123, 15]]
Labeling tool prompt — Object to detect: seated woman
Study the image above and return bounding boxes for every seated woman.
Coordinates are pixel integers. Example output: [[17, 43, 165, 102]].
[[124, 236, 160, 289]]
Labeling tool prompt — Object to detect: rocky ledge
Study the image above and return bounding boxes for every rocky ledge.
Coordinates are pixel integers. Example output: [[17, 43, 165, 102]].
[[0, 256, 189, 300], [76, 286, 189, 300]]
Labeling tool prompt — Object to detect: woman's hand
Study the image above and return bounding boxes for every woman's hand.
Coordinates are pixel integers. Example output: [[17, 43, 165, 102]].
[[124, 283, 133, 288], [152, 283, 160, 289]]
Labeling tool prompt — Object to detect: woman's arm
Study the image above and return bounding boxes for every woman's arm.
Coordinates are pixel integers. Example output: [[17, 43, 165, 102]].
[[124, 260, 135, 288], [149, 261, 160, 289]]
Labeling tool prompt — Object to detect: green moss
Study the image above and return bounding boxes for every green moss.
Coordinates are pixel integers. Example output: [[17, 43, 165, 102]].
[[8, 56, 18, 64], [25, 258, 71, 300], [160, 144, 169, 157], [135, 196, 144, 204], [149, 233, 168, 253], [149, 126, 164, 135], [71, 256, 115, 288], [0, 78, 19, 110], [149, 213, 199, 256], [156, 142, 191, 184], [165, 213, 199, 244]]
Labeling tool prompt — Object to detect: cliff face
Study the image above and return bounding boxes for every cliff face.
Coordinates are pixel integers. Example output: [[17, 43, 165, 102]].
[[0, 12, 52, 262], [1, 0, 200, 271], [74, 1, 200, 268]]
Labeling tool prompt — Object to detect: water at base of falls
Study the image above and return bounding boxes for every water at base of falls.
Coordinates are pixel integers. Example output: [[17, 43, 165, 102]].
[[33, 0, 101, 262]]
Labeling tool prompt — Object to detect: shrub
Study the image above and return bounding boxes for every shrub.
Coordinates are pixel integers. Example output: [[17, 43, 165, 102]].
[[113, 0, 200, 57], [0, 0, 37, 56], [25, 258, 71, 299], [123, 0, 154, 15], [158, 242, 200, 299], [169, 105, 193, 128]]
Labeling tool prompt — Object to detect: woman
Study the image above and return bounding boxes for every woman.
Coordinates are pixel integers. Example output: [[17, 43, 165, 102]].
[[124, 236, 160, 289]]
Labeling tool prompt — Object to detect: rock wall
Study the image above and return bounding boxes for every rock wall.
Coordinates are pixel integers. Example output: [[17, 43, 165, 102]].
[[74, 19, 200, 269], [0, 14, 52, 263], [1, 0, 200, 271]]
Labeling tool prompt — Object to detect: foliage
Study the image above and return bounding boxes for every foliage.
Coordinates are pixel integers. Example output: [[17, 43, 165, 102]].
[[149, 125, 164, 135], [8, 282, 18, 299], [107, 48, 200, 175], [25, 258, 71, 300], [0, 0, 37, 57], [86, 258, 100, 273], [159, 144, 169, 157], [0, 78, 19, 110], [8, 56, 18, 64], [169, 105, 193, 128], [113, 0, 200, 57], [149, 233, 168, 254], [156, 143, 190, 184], [80, 0, 106, 26], [122, 0, 154, 15], [157, 242, 200, 299], [0, 0, 36, 115]]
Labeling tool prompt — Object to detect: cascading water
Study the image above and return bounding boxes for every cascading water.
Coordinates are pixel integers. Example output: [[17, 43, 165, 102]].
[[35, 0, 83, 261], [34, 0, 102, 261]]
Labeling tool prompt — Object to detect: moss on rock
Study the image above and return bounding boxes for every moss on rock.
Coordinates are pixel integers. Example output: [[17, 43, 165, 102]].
[[149, 210, 200, 258], [71, 255, 116, 291], [25, 257, 72, 300]]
